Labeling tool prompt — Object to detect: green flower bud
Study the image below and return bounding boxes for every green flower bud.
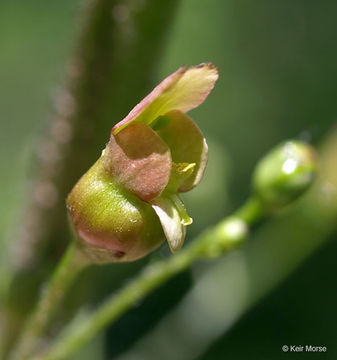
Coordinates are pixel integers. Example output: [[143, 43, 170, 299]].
[[252, 140, 318, 211], [67, 63, 218, 263]]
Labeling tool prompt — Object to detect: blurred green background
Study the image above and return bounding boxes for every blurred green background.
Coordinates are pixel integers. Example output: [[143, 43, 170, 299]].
[[1, 0, 337, 359]]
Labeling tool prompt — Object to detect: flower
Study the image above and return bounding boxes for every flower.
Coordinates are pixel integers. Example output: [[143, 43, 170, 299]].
[[67, 63, 218, 263]]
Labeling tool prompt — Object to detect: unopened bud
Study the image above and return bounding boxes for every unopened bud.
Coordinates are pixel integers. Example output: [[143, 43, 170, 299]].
[[252, 141, 318, 211]]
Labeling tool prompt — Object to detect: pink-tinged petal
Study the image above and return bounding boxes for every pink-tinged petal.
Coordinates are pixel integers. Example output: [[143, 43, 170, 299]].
[[157, 110, 208, 192], [104, 122, 171, 202], [112, 66, 185, 133], [151, 195, 186, 253], [112, 63, 218, 134]]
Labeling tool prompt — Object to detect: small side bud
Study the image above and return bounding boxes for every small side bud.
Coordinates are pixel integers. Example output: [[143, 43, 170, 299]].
[[253, 140, 318, 211], [201, 217, 248, 258]]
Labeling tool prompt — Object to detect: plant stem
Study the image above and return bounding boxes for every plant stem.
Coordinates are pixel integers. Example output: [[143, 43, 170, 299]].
[[9, 243, 89, 360], [35, 200, 261, 360], [233, 196, 264, 223]]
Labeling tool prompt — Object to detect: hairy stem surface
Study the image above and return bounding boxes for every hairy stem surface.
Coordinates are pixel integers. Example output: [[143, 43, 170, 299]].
[[9, 244, 89, 360]]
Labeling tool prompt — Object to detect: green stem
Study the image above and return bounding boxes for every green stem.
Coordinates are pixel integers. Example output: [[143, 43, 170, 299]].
[[35, 199, 261, 360], [9, 243, 89, 360], [233, 196, 264, 224]]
